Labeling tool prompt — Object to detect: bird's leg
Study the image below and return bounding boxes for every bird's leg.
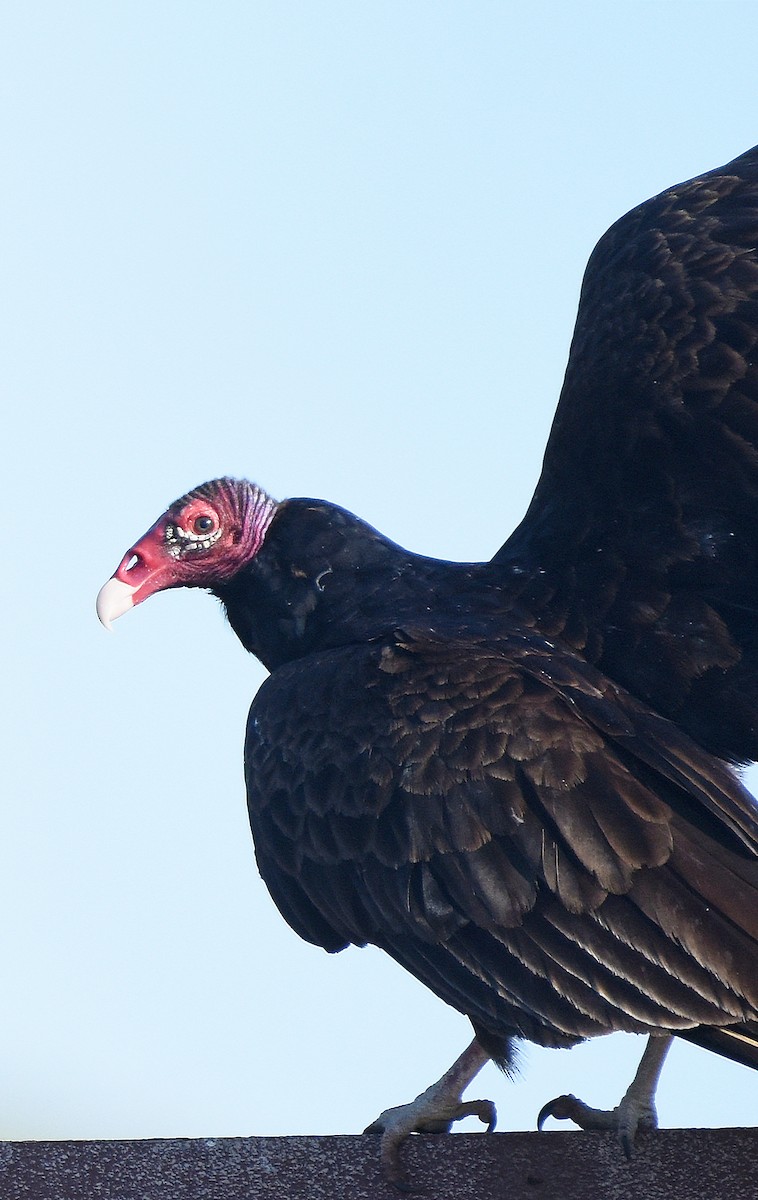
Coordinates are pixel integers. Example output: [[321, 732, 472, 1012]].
[[537, 1033, 673, 1156], [364, 1037, 495, 1190]]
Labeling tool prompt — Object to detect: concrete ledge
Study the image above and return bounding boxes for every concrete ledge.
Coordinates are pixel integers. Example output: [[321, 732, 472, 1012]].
[[0, 1128, 756, 1199]]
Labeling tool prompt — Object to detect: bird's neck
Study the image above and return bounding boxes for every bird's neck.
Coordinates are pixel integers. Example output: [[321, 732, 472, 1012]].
[[213, 498, 506, 671]]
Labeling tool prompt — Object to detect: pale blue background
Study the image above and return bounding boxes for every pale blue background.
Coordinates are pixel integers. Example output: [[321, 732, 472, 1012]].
[[3, 1, 758, 1141]]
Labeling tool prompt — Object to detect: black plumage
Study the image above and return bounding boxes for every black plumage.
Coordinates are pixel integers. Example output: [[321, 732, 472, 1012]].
[[98, 145, 758, 1158], [496, 151, 758, 763]]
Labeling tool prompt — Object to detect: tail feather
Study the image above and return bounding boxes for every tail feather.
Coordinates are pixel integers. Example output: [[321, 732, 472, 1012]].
[[681, 1023, 758, 1073]]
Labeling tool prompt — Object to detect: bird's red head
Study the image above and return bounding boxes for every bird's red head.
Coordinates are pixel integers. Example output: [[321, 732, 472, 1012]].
[[96, 477, 277, 629]]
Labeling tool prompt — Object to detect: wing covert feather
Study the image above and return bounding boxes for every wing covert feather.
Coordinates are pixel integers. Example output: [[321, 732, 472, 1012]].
[[244, 629, 758, 1045], [496, 144, 758, 762]]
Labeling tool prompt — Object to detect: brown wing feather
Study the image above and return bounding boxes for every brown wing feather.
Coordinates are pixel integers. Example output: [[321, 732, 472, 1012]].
[[245, 627, 758, 1048], [496, 144, 758, 763]]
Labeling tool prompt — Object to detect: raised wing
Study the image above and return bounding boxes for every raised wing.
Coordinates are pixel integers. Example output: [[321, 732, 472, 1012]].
[[496, 144, 758, 763], [245, 627, 758, 1050]]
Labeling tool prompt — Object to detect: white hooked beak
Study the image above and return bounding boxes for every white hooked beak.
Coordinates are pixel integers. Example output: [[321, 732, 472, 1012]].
[[96, 577, 140, 630]]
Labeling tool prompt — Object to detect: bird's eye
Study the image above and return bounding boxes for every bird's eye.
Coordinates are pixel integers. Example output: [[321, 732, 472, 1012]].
[[193, 514, 216, 535], [171, 500, 222, 550]]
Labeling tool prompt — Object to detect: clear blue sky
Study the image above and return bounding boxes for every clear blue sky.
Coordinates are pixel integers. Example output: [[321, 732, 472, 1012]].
[[4, 1, 758, 1141]]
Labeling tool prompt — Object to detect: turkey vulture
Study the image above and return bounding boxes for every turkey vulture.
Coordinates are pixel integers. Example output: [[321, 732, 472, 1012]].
[[98, 145, 758, 1184]]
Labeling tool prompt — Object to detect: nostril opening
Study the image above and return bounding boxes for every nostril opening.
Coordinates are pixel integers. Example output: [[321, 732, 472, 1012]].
[[125, 553, 141, 573]]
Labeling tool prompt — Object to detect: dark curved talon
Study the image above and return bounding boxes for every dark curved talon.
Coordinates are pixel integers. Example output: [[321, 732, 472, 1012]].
[[537, 1088, 657, 1161], [363, 1039, 494, 1188], [537, 1094, 568, 1130], [537, 1093, 618, 1133], [365, 1095, 497, 1190], [465, 1098, 497, 1132], [538, 1093, 585, 1130], [379, 1140, 422, 1195]]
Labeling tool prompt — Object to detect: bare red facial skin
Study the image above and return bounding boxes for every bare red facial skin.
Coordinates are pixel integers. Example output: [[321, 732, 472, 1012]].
[[112, 519, 182, 601], [97, 477, 279, 629]]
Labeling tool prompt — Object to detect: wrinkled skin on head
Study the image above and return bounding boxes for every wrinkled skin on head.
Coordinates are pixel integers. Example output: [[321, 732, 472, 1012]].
[[96, 477, 277, 628]]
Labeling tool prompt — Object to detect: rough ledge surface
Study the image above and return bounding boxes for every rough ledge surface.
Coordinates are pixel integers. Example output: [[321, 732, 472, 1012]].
[[0, 1127, 756, 1199]]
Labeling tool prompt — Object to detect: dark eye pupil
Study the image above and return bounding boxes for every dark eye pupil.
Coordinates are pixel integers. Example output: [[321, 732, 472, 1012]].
[[194, 515, 214, 533]]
